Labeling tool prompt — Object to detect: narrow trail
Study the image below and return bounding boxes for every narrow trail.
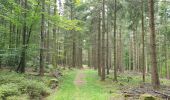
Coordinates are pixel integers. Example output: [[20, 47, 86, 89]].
[[74, 70, 86, 86], [49, 69, 110, 100]]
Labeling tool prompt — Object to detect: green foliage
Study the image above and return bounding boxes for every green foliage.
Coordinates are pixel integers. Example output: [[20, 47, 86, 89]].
[[48, 78, 59, 89], [0, 49, 20, 67], [19, 80, 50, 98], [0, 71, 52, 99], [0, 83, 20, 99], [0, 72, 24, 85], [6, 95, 28, 100]]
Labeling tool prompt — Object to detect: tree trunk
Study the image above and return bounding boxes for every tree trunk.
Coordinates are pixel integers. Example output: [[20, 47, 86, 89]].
[[39, 0, 45, 76], [119, 27, 123, 72], [17, 0, 27, 73], [52, 0, 57, 67], [113, 0, 117, 81], [101, 0, 105, 81], [106, 7, 109, 75], [141, 0, 145, 82], [97, 12, 102, 76], [46, 0, 51, 64], [148, 0, 160, 89]]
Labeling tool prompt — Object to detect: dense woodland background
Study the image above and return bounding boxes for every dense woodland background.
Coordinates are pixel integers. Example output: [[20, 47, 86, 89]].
[[0, 0, 170, 99]]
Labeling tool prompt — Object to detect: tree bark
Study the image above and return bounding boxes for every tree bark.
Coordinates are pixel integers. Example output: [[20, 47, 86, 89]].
[[148, 0, 160, 89], [46, 0, 51, 64], [113, 0, 117, 81], [101, 0, 105, 81], [39, 0, 45, 76], [17, 0, 27, 73], [141, 0, 145, 82], [106, 7, 109, 75], [97, 12, 102, 76]]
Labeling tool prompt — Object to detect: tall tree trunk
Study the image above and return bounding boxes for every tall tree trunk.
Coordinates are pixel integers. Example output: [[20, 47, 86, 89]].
[[106, 7, 109, 75], [39, 0, 45, 76], [113, 0, 117, 81], [141, 0, 145, 82], [101, 0, 105, 81], [164, 0, 169, 79], [132, 26, 137, 71], [148, 0, 160, 89], [97, 12, 102, 76], [119, 27, 123, 72], [46, 0, 51, 64], [17, 0, 27, 73], [52, 0, 57, 67]]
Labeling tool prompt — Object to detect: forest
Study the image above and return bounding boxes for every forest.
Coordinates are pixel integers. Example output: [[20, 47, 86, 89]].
[[0, 0, 170, 100]]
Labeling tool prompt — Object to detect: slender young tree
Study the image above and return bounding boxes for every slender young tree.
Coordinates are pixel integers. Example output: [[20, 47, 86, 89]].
[[148, 0, 160, 89]]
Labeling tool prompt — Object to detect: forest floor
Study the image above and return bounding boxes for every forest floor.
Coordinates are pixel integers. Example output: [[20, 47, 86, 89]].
[[48, 69, 111, 100], [1, 67, 170, 100], [47, 68, 170, 100]]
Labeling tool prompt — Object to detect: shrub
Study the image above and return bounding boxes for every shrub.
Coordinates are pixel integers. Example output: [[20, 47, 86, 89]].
[[19, 80, 50, 99], [48, 78, 59, 89], [0, 72, 24, 85], [0, 83, 20, 99], [0, 71, 52, 99]]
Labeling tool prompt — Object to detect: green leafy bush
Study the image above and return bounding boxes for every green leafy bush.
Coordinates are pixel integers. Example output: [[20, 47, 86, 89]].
[[0, 83, 20, 99], [48, 78, 59, 89], [0, 72, 24, 85], [0, 71, 52, 99], [19, 80, 50, 99]]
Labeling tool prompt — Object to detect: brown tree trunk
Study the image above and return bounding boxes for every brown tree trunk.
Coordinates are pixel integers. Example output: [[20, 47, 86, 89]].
[[97, 12, 102, 76], [106, 10, 109, 74], [119, 27, 123, 72], [39, 0, 45, 76], [113, 0, 117, 81], [141, 0, 145, 82], [101, 0, 105, 81], [52, 0, 57, 67], [17, 0, 27, 73], [46, 0, 51, 64], [148, 0, 160, 89], [132, 27, 136, 71]]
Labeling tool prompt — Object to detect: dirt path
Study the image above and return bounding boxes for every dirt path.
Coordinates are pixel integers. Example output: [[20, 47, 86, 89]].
[[74, 70, 86, 86], [49, 69, 110, 100]]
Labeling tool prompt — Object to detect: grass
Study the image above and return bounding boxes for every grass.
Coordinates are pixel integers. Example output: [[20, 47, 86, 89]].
[[48, 69, 111, 100], [48, 69, 170, 100]]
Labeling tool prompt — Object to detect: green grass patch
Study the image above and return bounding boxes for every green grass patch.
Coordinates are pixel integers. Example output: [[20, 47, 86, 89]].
[[49, 69, 110, 100], [48, 69, 170, 100]]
